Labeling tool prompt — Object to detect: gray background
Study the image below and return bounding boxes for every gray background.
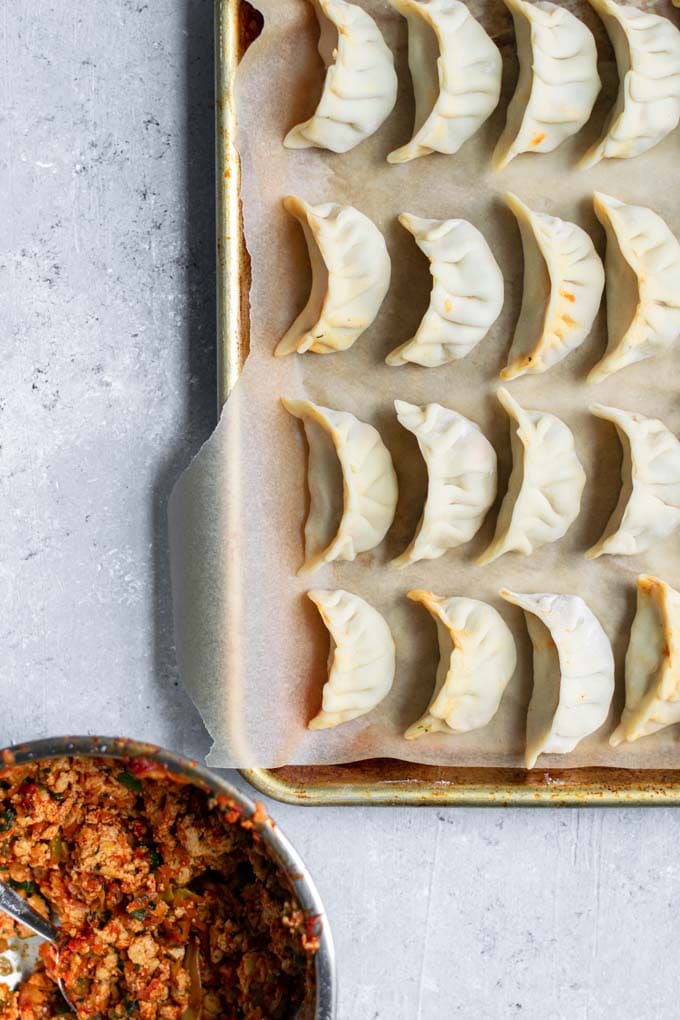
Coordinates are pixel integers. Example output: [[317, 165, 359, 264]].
[[1, 2, 677, 1017]]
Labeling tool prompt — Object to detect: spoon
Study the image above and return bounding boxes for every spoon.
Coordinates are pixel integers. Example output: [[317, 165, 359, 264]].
[[0, 879, 76, 1014]]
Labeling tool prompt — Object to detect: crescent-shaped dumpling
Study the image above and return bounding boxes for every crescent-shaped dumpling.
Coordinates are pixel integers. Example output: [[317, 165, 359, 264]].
[[404, 591, 517, 740], [493, 0, 600, 171], [587, 193, 680, 384], [386, 0, 502, 164], [501, 590, 615, 768], [308, 588, 396, 730], [392, 401, 497, 567], [501, 194, 604, 381], [587, 404, 680, 560], [276, 197, 391, 357], [284, 399, 398, 574], [477, 388, 586, 567], [284, 0, 398, 154], [385, 214, 504, 368], [581, 0, 680, 168], [610, 576, 680, 747]]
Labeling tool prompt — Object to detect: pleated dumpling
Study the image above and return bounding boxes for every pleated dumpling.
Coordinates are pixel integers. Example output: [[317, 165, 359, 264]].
[[478, 389, 585, 566], [581, 0, 680, 168], [386, 0, 502, 164], [501, 590, 615, 768], [308, 589, 396, 729], [493, 0, 600, 171], [284, 399, 398, 573], [588, 194, 680, 383], [610, 576, 680, 747], [392, 401, 497, 567], [587, 405, 680, 560], [404, 591, 517, 739], [276, 197, 391, 356], [385, 214, 504, 368], [284, 0, 397, 154], [502, 194, 604, 381]]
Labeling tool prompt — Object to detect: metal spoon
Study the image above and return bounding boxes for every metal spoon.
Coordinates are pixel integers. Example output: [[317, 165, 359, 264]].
[[0, 879, 76, 1014]]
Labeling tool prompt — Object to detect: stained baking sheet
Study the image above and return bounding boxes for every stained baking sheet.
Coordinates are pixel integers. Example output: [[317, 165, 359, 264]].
[[170, 0, 680, 775]]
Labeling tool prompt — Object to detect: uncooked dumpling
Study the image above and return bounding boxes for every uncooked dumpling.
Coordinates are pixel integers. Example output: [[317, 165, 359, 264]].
[[392, 401, 497, 567], [587, 405, 680, 560], [588, 193, 680, 383], [386, 0, 502, 164], [385, 214, 504, 368], [494, 0, 600, 170], [501, 590, 615, 768], [478, 389, 585, 566], [610, 576, 680, 746], [502, 194, 604, 381], [581, 0, 680, 168], [276, 197, 391, 356], [405, 591, 517, 739], [285, 0, 397, 153], [284, 399, 398, 573], [308, 588, 396, 730]]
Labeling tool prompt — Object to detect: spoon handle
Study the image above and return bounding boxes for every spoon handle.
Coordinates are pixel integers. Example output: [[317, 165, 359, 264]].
[[0, 880, 57, 943]]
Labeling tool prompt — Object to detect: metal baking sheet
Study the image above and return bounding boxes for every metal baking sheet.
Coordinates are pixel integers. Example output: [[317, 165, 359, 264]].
[[218, 0, 680, 806]]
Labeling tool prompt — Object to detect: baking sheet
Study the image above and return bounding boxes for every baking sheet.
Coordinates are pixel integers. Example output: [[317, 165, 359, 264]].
[[169, 0, 680, 769]]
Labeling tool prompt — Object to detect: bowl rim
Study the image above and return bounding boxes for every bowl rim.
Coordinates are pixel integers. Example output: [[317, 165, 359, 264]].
[[0, 735, 336, 1020]]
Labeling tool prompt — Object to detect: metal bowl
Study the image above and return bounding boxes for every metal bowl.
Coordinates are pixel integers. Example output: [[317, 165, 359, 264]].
[[0, 736, 336, 1020]]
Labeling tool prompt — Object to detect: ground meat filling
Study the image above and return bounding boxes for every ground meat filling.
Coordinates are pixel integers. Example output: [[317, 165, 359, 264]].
[[0, 757, 317, 1020]]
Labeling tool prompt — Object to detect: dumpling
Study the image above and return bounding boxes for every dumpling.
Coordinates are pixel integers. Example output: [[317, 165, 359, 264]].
[[611, 576, 680, 746], [493, 0, 600, 171], [392, 401, 497, 567], [501, 193, 604, 381], [587, 193, 680, 384], [385, 214, 504, 368], [386, 0, 502, 164], [477, 388, 586, 566], [587, 404, 680, 560], [284, 0, 397, 154], [581, 0, 680, 168], [501, 589, 615, 768], [276, 197, 391, 357], [404, 591, 517, 739], [308, 588, 396, 729], [284, 399, 398, 573]]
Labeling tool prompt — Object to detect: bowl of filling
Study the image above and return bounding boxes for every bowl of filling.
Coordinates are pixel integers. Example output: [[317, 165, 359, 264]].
[[0, 737, 334, 1020]]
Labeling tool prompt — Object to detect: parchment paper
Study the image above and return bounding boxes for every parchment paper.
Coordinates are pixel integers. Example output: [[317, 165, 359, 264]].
[[169, 0, 680, 769]]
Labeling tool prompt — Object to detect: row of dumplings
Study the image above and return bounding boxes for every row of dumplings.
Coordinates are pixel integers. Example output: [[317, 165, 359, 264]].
[[286, 0, 680, 169], [277, 191, 680, 383], [285, 393, 680, 572], [308, 575, 680, 768]]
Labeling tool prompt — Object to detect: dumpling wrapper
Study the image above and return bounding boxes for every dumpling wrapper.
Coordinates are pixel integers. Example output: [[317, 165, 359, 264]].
[[386, 0, 502, 164], [284, 399, 398, 574], [493, 0, 600, 171], [385, 214, 504, 368], [501, 590, 615, 769], [588, 193, 680, 383], [276, 197, 391, 356], [587, 404, 680, 560], [611, 576, 680, 746], [478, 388, 586, 566], [284, 0, 397, 154], [392, 401, 497, 567], [404, 591, 517, 739], [581, 0, 680, 168], [502, 193, 604, 381], [308, 588, 396, 730]]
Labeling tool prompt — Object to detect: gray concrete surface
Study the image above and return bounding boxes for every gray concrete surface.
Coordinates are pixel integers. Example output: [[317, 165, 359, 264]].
[[1, 3, 678, 1018]]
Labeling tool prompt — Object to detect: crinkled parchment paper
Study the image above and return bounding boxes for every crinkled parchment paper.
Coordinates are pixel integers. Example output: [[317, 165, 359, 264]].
[[169, 0, 680, 768]]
